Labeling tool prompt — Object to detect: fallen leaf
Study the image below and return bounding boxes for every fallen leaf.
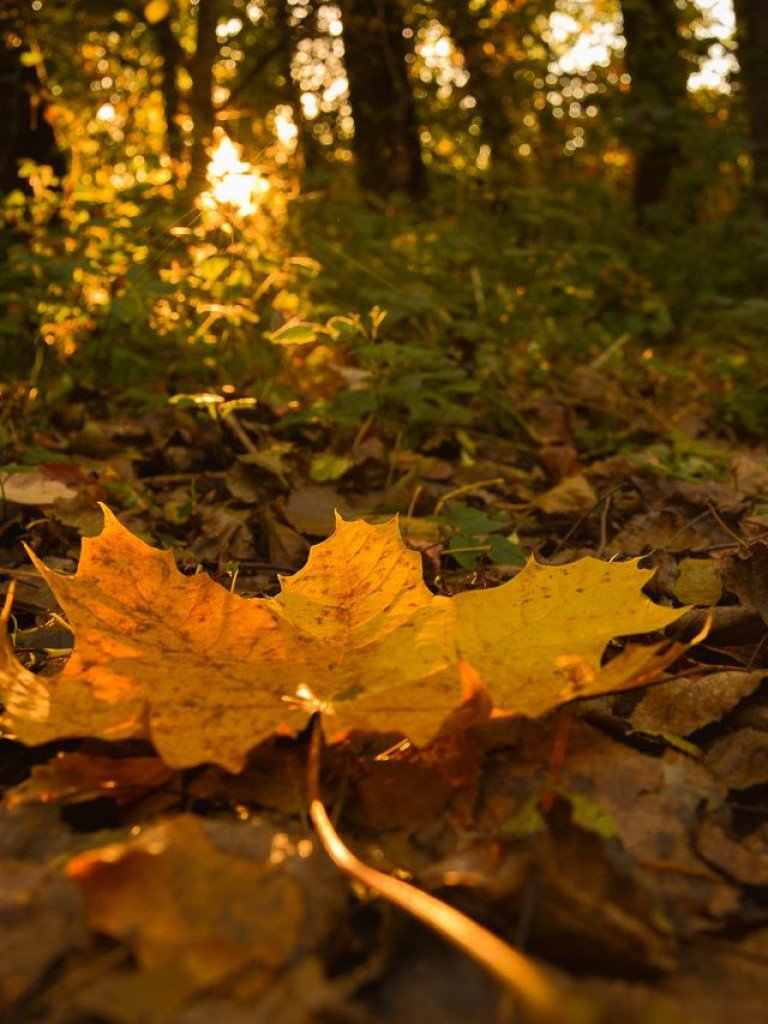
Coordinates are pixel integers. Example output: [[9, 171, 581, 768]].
[[729, 451, 768, 496], [526, 827, 680, 973], [225, 461, 265, 502], [722, 542, 768, 624], [1, 468, 78, 506], [537, 442, 582, 483], [1, 507, 689, 771], [629, 671, 765, 737], [0, 803, 79, 861], [237, 446, 293, 486], [0, 859, 87, 1010], [191, 507, 257, 564], [281, 483, 353, 536], [309, 452, 353, 482], [0, 553, 290, 772], [576, 941, 768, 1024], [696, 818, 768, 886], [705, 728, 768, 790], [613, 509, 715, 555], [451, 555, 686, 714], [674, 558, 722, 606], [175, 957, 361, 1024], [66, 815, 305, 989], [58, 814, 350, 1024], [259, 507, 309, 568], [5, 752, 174, 809], [476, 717, 731, 917], [535, 474, 597, 514]]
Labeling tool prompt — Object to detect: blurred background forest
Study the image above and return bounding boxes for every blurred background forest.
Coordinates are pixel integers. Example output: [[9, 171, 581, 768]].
[[1, 0, 767, 442]]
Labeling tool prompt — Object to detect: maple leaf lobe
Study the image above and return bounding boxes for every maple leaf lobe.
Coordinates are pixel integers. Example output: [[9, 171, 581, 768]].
[[0, 507, 690, 771]]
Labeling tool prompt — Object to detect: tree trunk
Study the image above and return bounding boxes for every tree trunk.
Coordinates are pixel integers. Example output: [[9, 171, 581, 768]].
[[434, 1, 513, 166], [733, 0, 768, 207], [274, 0, 324, 177], [620, 0, 689, 220], [188, 0, 219, 190], [149, 4, 184, 164], [337, 0, 426, 199], [0, 14, 66, 194]]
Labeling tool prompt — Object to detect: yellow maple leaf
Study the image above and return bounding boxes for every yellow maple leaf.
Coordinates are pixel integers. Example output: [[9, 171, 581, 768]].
[[450, 555, 687, 716], [0, 507, 689, 771]]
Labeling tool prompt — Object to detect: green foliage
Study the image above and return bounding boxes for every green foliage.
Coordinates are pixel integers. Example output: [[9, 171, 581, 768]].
[[0, 162, 312, 404], [2, 0, 768, 446], [435, 503, 526, 570], [5, 160, 768, 445]]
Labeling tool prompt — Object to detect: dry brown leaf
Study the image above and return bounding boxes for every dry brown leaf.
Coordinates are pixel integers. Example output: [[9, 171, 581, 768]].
[[705, 728, 768, 790], [0, 860, 86, 1011], [5, 752, 174, 809], [535, 474, 597, 514], [0, 469, 78, 506], [629, 670, 765, 737], [722, 542, 768, 624], [66, 815, 305, 987], [696, 819, 768, 886]]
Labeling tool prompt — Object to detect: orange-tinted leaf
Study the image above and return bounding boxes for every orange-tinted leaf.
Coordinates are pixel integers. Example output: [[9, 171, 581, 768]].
[[1, 507, 291, 771], [277, 514, 459, 740], [66, 815, 305, 986], [0, 508, 690, 771], [5, 752, 174, 809]]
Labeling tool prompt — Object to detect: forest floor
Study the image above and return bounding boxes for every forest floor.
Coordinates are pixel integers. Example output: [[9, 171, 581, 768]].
[[1, 363, 767, 1024]]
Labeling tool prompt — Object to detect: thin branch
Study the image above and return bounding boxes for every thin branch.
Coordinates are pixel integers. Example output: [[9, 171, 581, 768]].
[[307, 716, 565, 1023], [220, 40, 287, 111]]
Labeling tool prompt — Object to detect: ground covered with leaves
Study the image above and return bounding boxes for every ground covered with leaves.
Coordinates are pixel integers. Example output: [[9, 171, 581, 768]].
[[2, 361, 768, 1024]]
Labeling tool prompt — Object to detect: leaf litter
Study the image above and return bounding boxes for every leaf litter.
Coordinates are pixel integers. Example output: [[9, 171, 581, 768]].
[[1, 391, 768, 1024]]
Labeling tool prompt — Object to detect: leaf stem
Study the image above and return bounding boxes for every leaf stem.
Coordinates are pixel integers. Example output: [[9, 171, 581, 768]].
[[434, 478, 505, 515], [307, 717, 565, 1023]]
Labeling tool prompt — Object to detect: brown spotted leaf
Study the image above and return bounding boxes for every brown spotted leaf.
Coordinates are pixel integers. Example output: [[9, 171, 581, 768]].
[[0, 507, 689, 771]]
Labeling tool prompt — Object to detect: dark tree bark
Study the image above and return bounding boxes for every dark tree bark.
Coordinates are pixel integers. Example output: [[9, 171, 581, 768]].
[[0, 8, 66, 194], [620, 0, 689, 219], [337, 0, 426, 198], [433, 0, 513, 165], [733, 0, 768, 207], [274, 0, 324, 176], [149, 3, 185, 164], [188, 0, 219, 189]]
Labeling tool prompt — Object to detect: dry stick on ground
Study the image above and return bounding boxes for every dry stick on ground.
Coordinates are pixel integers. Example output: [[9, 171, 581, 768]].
[[306, 716, 565, 1023], [551, 484, 627, 557]]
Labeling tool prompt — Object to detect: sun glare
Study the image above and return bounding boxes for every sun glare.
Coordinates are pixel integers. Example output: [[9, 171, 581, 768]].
[[548, 0, 735, 91], [274, 106, 298, 148], [203, 132, 268, 215]]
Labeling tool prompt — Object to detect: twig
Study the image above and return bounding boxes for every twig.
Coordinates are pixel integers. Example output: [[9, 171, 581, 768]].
[[434, 478, 505, 515], [220, 40, 287, 111], [706, 500, 750, 555], [745, 630, 768, 671], [590, 332, 631, 370], [221, 410, 259, 454], [307, 717, 564, 1023], [550, 484, 627, 557], [596, 493, 612, 558]]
